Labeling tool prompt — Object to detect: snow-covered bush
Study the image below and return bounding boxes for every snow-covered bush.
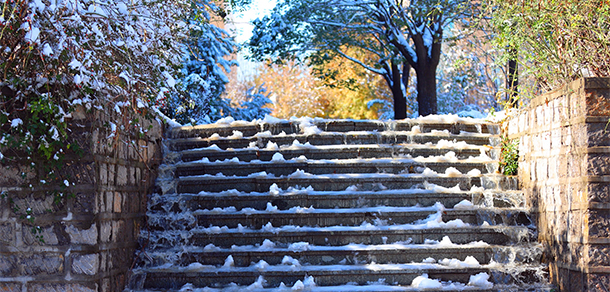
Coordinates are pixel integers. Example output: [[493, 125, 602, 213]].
[[1, 0, 188, 161], [0, 0, 215, 219], [161, 2, 238, 125]]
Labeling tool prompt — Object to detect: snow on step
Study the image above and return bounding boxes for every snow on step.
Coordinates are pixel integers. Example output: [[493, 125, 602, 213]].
[[129, 117, 550, 291]]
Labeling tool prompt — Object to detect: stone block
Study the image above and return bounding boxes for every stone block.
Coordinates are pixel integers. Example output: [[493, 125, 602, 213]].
[[138, 140, 148, 163], [572, 124, 588, 148], [66, 224, 97, 245], [551, 128, 562, 149], [567, 155, 583, 178], [0, 283, 21, 292], [536, 158, 548, 181], [148, 141, 158, 162], [21, 253, 64, 275], [112, 220, 125, 243], [22, 224, 59, 246], [529, 160, 536, 182], [113, 192, 122, 213], [0, 164, 35, 188], [568, 210, 584, 241], [587, 122, 610, 147], [128, 140, 137, 161], [0, 222, 14, 245], [587, 273, 610, 291], [587, 154, 610, 176], [548, 157, 558, 179], [588, 183, 610, 203], [562, 126, 573, 148], [541, 131, 551, 152], [116, 165, 127, 186], [508, 118, 518, 136], [586, 89, 610, 116], [587, 244, 610, 266], [107, 164, 115, 186], [588, 209, 610, 238], [0, 254, 17, 276], [558, 155, 568, 178], [101, 277, 111, 292], [100, 221, 112, 243], [128, 192, 141, 213], [71, 253, 99, 276], [536, 106, 545, 128], [570, 182, 587, 209], [544, 103, 552, 127], [27, 283, 96, 292], [556, 95, 569, 123], [99, 163, 108, 186], [74, 192, 95, 214], [135, 168, 142, 186], [105, 191, 114, 213], [95, 192, 104, 214], [64, 162, 96, 185], [13, 194, 57, 216], [571, 93, 587, 121]]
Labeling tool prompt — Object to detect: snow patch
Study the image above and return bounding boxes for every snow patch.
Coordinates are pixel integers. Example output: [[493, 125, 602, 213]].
[[271, 152, 285, 162], [453, 200, 475, 210], [468, 272, 494, 289], [411, 274, 442, 289]]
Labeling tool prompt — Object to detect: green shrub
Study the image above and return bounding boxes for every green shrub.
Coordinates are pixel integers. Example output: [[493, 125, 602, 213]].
[[488, 0, 610, 93], [499, 136, 519, 176]]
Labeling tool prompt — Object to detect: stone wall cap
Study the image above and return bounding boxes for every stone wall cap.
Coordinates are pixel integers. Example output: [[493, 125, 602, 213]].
[[529, 77, 610, 108]]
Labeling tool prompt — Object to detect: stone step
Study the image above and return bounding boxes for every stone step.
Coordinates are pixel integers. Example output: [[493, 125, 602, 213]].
[[169, 132, 497, 152], [175, 245, 494, 267], [150, 242, 541, 268], [167, 119, 500, 139], [151, 190, 526, 212], [176, 226, 532, 248], [148, 209, 474, 230], [127, 285, 551, 292], [176, 175, 483, 193], [137, 264, 542, 289], [179, 144, 493, 163], [147, 208, 532, 230], [149, 241, 543, 267], [151, 191, 474, 211], [175, 159, 494, 177]]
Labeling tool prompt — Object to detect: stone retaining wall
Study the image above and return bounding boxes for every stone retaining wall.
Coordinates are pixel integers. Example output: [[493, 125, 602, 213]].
[[0, 108, 163, 292], [506, 77, 610, 291]]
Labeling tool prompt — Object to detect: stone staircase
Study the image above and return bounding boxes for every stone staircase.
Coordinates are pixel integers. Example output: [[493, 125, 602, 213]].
[[127, 117, 551, 291]]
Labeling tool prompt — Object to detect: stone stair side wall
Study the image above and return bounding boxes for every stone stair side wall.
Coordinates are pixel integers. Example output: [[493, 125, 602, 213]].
[[0, 108, 163, 292], [505, 77, 610, 291]]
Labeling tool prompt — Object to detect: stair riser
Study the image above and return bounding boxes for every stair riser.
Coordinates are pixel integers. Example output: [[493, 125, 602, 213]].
[[142, 269, 489, 288], [170, 134, 496, 152], [157, 193, 474, 211], [193, 212, 475, 229], [179, 248, 492, 267], [147, 209, 531, 231], [180, 147, 489, 163], [177, 177, 482, 193], [187, 230, 516, 247], [168, 121, 500, 139], [175, 162, 492, 177]]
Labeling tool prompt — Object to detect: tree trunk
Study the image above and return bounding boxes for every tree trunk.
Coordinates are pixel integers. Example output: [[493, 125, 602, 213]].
[[415, 65, 437, 116], [506, 47, 519, 108], [391, 61, 409, 120]]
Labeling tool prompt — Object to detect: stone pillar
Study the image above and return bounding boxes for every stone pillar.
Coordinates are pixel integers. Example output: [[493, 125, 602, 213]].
[[506, 77, 610, 291], [0, 108, 163, 291]]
